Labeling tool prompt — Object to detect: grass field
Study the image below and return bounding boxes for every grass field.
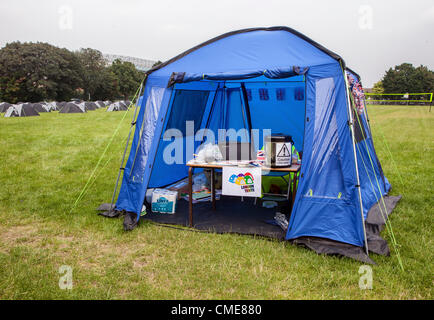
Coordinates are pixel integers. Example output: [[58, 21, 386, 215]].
[[0, 105, 432, 299]]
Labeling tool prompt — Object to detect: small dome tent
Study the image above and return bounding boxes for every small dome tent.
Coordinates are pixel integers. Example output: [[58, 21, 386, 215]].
[[4, 103, 40, 117], [84, 101, 98, 111], [59, 102, 86, 113], [119, 101, 128, 109], [44, 101, 59, 111], [58, 101, 67, 108], [0, 102, 12, 113], [109, 27, 398, 263], [32, 103, 50, 113], [107, 101, 128, 112], [95, 100, 105, 108]]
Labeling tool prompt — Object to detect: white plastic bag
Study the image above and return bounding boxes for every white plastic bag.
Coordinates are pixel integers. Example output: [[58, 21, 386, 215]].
[[195, 143, 223, 163]]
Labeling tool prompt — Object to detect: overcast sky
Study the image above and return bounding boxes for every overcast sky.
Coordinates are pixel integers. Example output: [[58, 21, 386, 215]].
[[0, 0, 433, 87]]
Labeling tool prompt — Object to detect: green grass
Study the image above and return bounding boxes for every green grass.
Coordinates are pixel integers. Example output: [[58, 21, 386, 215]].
[[0, 105, 432, 299]]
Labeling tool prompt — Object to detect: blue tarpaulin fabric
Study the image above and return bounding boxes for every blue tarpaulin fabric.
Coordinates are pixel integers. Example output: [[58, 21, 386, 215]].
[[115, 27, 390, 249]]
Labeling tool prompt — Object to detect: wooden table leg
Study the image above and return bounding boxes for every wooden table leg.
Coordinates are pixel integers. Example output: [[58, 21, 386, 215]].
[[188, 166, 193, 227], [291, 172, 298, 211], [286, 174, 291, 201], [211, 168, 216, 210]]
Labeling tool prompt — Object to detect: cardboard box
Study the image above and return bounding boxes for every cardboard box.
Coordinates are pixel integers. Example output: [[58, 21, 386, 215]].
[[167, 178, 190, 199], [151, 189, 178, 214]]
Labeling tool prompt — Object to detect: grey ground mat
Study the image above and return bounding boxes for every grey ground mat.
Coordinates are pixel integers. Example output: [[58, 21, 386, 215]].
[[97, 194, 401, 263], [96, 203, 119, 218], [144, 196, 286, 240], [123, 211, 138, 231], [366, 195, 402, 227], [291, 237, 376, 264], [365, 195, 402, 256], [291, 195, 401, 263]]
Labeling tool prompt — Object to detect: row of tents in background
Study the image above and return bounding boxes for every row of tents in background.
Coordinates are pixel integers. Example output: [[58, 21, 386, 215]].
[[0, 100, 131, 117]]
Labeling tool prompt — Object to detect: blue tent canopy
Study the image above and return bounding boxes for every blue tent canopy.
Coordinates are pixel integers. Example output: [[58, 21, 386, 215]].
[[114, 27, 391, 256]]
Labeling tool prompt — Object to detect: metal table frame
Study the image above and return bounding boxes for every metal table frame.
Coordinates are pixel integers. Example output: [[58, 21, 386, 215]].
[[186, 163, 301, 227]]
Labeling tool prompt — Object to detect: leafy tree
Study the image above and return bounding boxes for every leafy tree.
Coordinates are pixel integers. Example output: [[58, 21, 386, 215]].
[[372, 81, 384, 94], [382, 63, 434, 95], [413, 65, 434, 93], [109, 59, 143, 100], [93, 68, 118, 101], [74, 48, 107, 100], [0, 42, 82, 103], [371, 80, 384, 100], [0, 42, 147, 103]]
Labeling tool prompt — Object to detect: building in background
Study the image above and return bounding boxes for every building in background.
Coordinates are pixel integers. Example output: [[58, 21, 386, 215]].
[[103, 53, 156, 71]]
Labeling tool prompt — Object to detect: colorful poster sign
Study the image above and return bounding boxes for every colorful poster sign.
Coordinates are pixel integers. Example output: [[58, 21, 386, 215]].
[[222, 166, 261, 197]]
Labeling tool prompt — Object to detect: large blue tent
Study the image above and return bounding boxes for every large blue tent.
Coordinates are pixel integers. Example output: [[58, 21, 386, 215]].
[[111, 27, 394, 262]]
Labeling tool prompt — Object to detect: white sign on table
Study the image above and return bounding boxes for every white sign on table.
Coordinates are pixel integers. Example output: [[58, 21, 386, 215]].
[[222, 166, 262, 197]]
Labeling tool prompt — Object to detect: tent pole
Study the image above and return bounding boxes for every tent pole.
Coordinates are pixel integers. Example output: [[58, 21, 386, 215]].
[[201, 82, 221, 144], [109, 78, 146, 213], [240, 83, 255, 150], [239, 86, 250, 141], [429, 93, 432, 112], [342, 67, 369, 255]]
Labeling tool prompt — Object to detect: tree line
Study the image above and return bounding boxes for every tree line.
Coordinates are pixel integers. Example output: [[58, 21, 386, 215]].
[[0, 42, 146, 103], [372, 63, 434, 98], [1, 42, 432, 104]]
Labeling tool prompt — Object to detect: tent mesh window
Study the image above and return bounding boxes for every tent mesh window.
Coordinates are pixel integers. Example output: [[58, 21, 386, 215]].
[[259, 88, 269, 101], [353, 110, 367, 143], [276, 88, 286, 101], [166, 89, 210, 136], [246, 89, 252, 101], [294, 87, 304, 101]]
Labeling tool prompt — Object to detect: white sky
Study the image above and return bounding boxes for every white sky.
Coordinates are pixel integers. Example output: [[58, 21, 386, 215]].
[[0, 0, 433, 87]]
